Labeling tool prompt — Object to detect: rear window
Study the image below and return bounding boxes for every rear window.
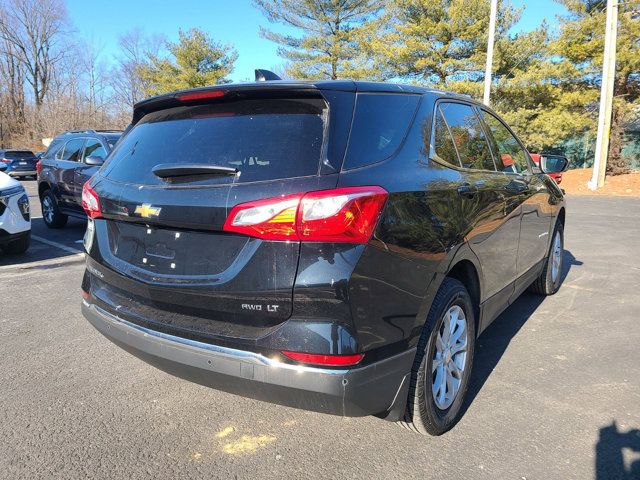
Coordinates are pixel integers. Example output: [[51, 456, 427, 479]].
[[5, 151, 34, 158], [343, 93, 420, 170], [103, 98, 327, 185]]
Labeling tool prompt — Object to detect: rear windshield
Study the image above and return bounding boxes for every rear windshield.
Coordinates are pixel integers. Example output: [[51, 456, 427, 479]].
[[5, 151, 34, 158], [102, 98, 327, 185]]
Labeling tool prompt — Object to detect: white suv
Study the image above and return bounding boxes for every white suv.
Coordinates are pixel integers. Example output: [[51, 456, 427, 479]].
[[0, 171, 30, 254]]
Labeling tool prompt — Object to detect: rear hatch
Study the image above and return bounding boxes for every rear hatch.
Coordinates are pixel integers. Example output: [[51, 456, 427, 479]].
[[4, 151, 37, 171], [87, 87, 344, 345]]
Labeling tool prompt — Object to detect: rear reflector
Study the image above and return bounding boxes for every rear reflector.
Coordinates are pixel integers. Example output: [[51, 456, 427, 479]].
[[223, 186, 388, 243], [82, 183, 101, 219], [176, 90, 226, 102], [281, 351, 364, 367], [81, 289, 89, 301]]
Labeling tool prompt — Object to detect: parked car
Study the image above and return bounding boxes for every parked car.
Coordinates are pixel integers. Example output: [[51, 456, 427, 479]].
[[0, 149, 39, 179], [37, 129, 122, 228], [0, 170, 30, 254], [80, 81, 567, 436], [530, 153, 568, 184]]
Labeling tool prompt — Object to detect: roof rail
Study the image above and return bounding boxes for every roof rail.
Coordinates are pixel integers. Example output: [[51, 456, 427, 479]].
[[64, 129, 95, 134]]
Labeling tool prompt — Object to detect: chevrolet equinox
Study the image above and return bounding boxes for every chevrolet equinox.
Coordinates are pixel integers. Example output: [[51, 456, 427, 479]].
[[80, 80, 567, 435]]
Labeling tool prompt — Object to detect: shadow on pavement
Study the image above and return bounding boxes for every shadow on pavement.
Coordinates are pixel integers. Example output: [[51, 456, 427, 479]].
[[460, 249, 583, 418], [595, 421, 640, 480]]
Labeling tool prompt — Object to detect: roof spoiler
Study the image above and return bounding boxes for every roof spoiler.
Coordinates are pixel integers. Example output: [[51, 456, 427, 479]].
[[255, 69, 282, 82]]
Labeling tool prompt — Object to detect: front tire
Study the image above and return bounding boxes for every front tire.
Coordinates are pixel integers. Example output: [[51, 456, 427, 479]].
[[400, 278, 476, 435], [529, 223, 564, 295], [1, 231, 30, 254], [41, 190, 68, 229]]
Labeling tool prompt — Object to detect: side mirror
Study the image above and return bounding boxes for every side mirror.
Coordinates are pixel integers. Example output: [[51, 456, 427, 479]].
[[85, 155, 104, 166], [540, 155, 569, 174]]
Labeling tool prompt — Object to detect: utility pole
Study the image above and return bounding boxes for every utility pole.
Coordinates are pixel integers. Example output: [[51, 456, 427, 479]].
[[483, 0, 498, 106], [589, 0, 618, 190]]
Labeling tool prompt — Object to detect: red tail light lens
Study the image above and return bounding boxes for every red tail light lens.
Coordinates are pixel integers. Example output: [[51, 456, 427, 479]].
[[281, 351, 364, 367], [223, 186, 388, 243], [35, 160, 41, 173], [82, 183, 101, 219], [0, 158, 10, 163], [176, 90, 226, 102]]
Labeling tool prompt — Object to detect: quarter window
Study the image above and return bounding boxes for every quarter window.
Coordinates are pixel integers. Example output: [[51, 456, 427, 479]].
[[431, 107, 461, 167], [438, 102, 495, 171], [344, 93, 421, 169], [480, 110, 530, 174]]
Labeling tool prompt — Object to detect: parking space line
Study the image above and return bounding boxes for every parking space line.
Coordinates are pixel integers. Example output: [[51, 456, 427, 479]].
[[0, 254, 84, 273], [31, 235, 84, 255]]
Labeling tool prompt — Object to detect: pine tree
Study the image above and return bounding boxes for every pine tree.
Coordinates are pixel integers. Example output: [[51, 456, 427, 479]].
[[253, 0, 386, 80], [139, 28, 237, 96]]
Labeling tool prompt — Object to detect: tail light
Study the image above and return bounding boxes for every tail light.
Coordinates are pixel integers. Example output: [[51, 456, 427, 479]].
[[82, 183, 101, 219], [35, 160, 41, 173], [281, 351, 364, 367], [223, 186, 388, 243], [0, 158, 10, 163]]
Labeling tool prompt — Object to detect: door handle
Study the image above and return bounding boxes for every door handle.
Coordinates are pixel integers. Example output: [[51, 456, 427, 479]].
[[457, 183, 478, 199], [505, 180, 529, 193]]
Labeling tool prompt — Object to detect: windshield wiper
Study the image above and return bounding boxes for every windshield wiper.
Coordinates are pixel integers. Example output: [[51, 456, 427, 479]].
[[152, 163, 238, 178]]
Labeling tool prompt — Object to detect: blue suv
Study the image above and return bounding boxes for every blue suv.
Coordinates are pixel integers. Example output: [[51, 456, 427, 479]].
[[37, 130, 121, 228], [0, 149, 38, 179]]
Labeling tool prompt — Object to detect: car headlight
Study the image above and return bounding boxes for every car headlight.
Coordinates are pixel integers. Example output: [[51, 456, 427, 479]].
[[0, 185, 25, 207], [17, 194, 30, 221]]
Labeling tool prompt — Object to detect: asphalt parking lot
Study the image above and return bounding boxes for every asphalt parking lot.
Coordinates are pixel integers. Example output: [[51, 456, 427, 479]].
[[1, 180, 639, 480]]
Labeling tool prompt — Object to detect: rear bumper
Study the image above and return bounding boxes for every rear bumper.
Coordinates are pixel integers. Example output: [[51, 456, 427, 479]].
[[82, 301, 415, 418], [8, 170, 36, 176]]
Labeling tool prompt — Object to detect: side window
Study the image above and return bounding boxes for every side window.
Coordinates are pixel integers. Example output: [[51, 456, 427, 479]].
[[431, 107, 461, 167], [45, 139, 63, 159], [480, 110, 530, 174], [439, 102, 495, 171], [83, 139, 107, 160], [343, 93, 421, 170], [60, 139, 85, 162]]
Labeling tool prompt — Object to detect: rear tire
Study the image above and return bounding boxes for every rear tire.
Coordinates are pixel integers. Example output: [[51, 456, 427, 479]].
[[529, 223, 564, 295], [1, 231, 30, 254], [41, 190, 68, 229], [399, 278, 476, 436]]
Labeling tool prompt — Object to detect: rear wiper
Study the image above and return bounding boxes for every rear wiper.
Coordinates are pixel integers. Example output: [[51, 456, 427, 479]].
[[152, 163, 238, 178]]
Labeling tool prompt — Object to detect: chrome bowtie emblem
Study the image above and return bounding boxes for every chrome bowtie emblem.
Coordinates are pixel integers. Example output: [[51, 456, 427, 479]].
[[133, 203, 161, 218]]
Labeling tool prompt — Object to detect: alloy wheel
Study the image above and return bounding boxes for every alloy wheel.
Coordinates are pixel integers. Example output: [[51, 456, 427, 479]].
[[431, 305, 468, 410]]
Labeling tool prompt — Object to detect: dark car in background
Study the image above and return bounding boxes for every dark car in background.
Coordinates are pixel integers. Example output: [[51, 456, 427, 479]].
[[37, 129, 122, 228], [80, 81, 567, 436], [0, 149, 39, 179]]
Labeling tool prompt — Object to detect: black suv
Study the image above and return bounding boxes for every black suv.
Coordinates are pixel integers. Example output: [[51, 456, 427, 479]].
[[37, 130, 122, 228], [80, 81, 567, 435]]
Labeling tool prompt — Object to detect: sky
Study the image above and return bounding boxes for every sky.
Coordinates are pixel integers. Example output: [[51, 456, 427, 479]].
[[65, 0, 569, 83]]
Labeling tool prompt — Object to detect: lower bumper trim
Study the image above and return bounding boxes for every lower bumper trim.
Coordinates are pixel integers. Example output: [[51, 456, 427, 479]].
[[82, 301, 415, 417]]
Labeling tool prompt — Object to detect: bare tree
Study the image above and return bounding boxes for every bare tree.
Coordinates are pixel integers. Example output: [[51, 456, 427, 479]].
[[0, 0, 67, 110], [111, 28, 165, 109]]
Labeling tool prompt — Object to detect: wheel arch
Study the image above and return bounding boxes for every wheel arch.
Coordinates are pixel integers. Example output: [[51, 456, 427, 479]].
[[445, 259, 481, 335], [38, 181, 51, 199], [557, 207, 565, 228]]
